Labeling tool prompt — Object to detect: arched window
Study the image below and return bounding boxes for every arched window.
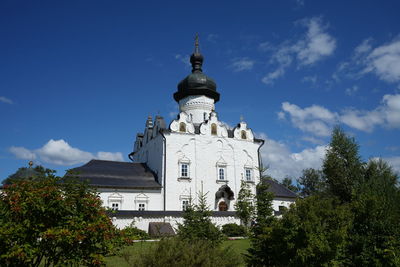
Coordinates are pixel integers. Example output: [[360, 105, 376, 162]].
[[241, 130, 247, 139], [179, 122, 186, 132], [211, 123, 217, 135]]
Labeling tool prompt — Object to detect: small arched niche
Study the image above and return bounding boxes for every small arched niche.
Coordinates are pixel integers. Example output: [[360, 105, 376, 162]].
[[179, 122, 186, 132], [241, 130, 247, 139], [211, 123, 217, 135]]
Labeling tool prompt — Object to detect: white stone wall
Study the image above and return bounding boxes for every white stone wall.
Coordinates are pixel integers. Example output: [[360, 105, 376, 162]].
[[178, 95, 215, 124], [111, 215, 240, 232], [165, 112, 261, 211], [271, 197, 296, 212], [98, 188, 163, 211], [132, 134, 164, 185]]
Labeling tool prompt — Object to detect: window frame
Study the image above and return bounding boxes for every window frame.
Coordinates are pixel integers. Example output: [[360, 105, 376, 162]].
[[182, 199, 190, 211], [110, 202, 119, 211], [181, 163, 189, 178], [138, 203, 146, 211], [218, 167, 225, 180], [245, 168, 253, 181]]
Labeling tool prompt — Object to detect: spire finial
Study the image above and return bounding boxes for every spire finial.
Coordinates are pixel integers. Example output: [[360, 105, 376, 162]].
[[190, 34, 204, 73], [194, 33, 200, 54]]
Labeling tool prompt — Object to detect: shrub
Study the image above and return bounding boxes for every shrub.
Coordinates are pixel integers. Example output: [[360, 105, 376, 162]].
[[0, 172, 121, 266], [120, 225, 149, 244], [222, 223, 247, 237], [122, 238, 243, 267]]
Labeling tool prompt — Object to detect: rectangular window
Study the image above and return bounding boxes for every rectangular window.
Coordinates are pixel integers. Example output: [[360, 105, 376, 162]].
[[138, 203, 146, 211], [181, 164, 188, 177], [245, 168, 252, 181], [111, 203, 119, 210], [182, 200, 190, 211], [218, 168, 225, 180]]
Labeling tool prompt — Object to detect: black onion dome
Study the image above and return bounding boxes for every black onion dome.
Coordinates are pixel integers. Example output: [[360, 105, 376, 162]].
[[174, 36, 220, 103]]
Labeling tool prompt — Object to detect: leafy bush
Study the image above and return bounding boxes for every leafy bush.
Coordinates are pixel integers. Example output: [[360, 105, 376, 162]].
[[222, 223, 247, 237], [0, 171, 121, 266], [120, 225, 149, 244], [122, 238, 243, 267]]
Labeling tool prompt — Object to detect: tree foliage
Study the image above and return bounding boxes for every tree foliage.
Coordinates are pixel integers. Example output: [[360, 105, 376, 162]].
[[0, 168, 120, 266], [121, 238, 243, 267], [323, 127, 364, 202], [234, 180, 255, 227], [347, 159, 400, 266], [297, 168, 325, 197], [2, 165, 55, 185], [221, 223, 247, 237], [252, 196, 352, 266], [246, 172, 275, 266], [177, 190, 223, 246], [247, 127, 400, 266], [280, 177, 299, 193]]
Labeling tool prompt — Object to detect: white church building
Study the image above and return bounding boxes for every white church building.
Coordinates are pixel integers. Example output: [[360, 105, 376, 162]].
[[69, 38, 296, 233]]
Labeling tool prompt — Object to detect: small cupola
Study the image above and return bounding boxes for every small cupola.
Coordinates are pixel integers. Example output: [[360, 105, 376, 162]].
[[174, 35, 220, 103]]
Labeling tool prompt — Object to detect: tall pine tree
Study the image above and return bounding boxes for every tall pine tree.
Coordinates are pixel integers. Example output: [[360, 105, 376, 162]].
[[323, 127, 364, 202]]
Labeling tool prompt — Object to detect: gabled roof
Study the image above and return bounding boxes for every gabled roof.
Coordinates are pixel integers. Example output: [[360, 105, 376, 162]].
[[265, 179, 297, 199], [65, 160, 161, 189]]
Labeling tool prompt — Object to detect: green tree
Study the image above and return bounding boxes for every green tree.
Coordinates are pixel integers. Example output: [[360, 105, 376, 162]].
[[280, 177, 299, 193], [2, 165, 55, 185], [234, 180, 255, 227], [177, 190, 223, 246], [252, 196, 352, 266], [246, 172, 275, 266], [246, 128, 400, 266], [297, 168, 325, 197], [323, 126, 364, 202], [0, 169, 120, 266], [347, 159, 400, 266]]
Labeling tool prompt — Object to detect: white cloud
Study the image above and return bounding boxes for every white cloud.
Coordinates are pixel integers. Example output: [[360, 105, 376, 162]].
[[337, 38, 400, 84], [280, 102, 337, 136], [230, 57, 255, 72], [345, 85, 359, 96], [95, 151, 124, 162], [294, 17, 336, 66], [302, 75, 317, 84], [258, 41, 273, 52], [0, 96, 13, 104], [175, 54, 191, 68], [384, 156, 400, 174], [10, 139, 123, 166], [9, 146, 36, 160], [341, 94, 400, 131], [363, 39, 400, 83], [257, 133, 326, 180], [261, 17, 336, 85], [301, 136, 325, 145], [262, 67, 285, 85], [279, 94, 400, 134], [354, 38, 373, 56]]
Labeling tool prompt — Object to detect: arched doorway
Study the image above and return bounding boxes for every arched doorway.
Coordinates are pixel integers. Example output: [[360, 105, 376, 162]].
[[218, 201, 228, 211]]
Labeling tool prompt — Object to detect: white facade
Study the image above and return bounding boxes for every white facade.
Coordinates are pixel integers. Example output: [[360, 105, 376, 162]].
[[95, 45, 296, 232]]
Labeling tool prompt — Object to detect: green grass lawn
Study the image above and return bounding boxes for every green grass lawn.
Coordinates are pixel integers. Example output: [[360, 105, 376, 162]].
[[105, 239, 250, 267]]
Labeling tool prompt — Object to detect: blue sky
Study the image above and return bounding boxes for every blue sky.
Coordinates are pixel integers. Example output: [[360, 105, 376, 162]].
[[1, 0, 400, 181]]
